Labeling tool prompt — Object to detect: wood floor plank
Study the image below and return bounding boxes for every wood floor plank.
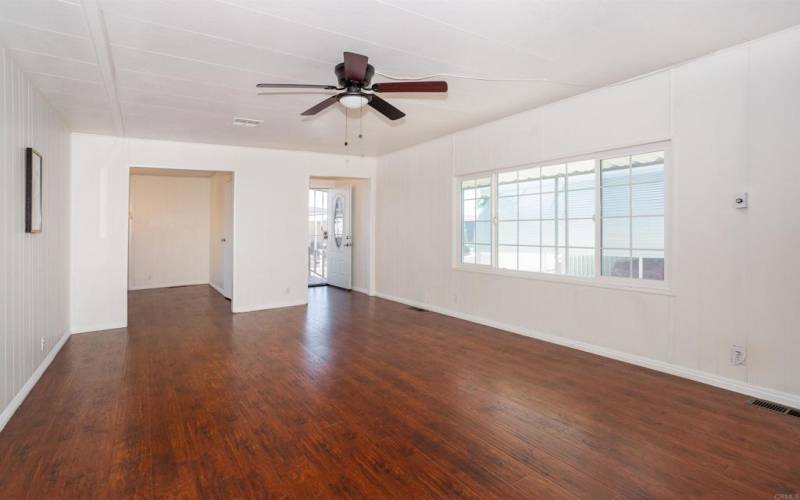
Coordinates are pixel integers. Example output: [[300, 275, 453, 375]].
[[0, 285, 798, 498]]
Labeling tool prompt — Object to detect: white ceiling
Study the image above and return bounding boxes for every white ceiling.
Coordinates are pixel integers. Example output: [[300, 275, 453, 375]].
[[2, 0, 800, 155]]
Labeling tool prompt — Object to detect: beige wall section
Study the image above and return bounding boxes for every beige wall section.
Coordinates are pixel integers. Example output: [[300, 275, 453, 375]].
[[128, 174, 211, 290], [347, 178, 371, 294], [0, 48, 71, 430], [375, 27, 800, 406]]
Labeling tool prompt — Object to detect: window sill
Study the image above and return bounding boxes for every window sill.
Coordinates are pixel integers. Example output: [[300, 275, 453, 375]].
[[452, 264, 675, 297]]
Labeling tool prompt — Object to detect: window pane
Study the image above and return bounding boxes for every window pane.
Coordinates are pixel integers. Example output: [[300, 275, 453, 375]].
[[498, 182, 517, 197], [461, 179, 476, 189], [476, 197, 492, 221], [518, 167, 539, 181], [541, 247, 557, 273], [632, 182, 664, 216], [498, 171, 517, 184], [568, 189, 594, 218], [462, 222, 475, 244], [558, 220, 566, 247], [519, 221, 540, 245], [499, 245, 517, 270], [602, 185, 629, 217], [557, 191, 566, 219], [631, 152, 664, 184], [498, 196, 518, 220], [634, 250, 665, 280], [476, 245, 492, 265], [567, 248, 595, 277], [463, 199, 476, 221], [541, 193, 556, 219], [519, 246, 541, 272], [475, 221, 491, 244], [541, 220, 556, 246], [602, 156, 630, 186], [476, 186, 491, 199], [632, 216, 664, 249], [602, 218, 630, 248], [462, 188, 476, 200], [475, 176, 491, 187], [462, 244, 476, 264], [602, 249, 632, 278], [568, 219, 594, 248], [519, 194, 540, 219], [567, 160, 595, 189], [498, 221, 518, 245], [540, 164, 565, 192], [519, 179, 539, 195]]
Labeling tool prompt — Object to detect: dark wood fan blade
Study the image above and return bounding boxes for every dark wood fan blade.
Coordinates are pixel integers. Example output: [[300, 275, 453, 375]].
[[301, 95, 340, 116], [368, 95, 405, 120], [372, 81, 448, 93], [343, 52, 369, 82], [257, 83, 338, 89]]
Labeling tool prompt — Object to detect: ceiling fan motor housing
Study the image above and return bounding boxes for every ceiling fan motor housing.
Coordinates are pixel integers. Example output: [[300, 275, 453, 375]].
[[335, 62, 375, 87]]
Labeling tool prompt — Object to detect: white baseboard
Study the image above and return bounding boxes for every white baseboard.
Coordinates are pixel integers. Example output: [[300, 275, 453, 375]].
[[0, 330, 71, 433], [375, 292, 800, 409], [70, 321, 127, 335], [232, 299, 307, 313], [128, 280, 209, 291], [208, 282, 229, 298], [351, 286, 370, 295]]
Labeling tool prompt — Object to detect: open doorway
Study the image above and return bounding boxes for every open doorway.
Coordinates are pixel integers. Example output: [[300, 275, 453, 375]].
[[308, 177, 370, 292], [128, 167, 234, 308]]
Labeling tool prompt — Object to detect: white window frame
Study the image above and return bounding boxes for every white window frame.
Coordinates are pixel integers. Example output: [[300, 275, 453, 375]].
[[452, 141, 671, 295]]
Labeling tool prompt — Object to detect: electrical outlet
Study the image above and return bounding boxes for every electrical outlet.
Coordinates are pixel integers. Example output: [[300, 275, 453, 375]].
[[731, 345, 747, 365], [40, 337, 46, 352]]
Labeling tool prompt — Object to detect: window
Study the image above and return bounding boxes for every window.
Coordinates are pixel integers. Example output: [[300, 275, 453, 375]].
[[460, 176, 492, 265], [600, 151, 665, 280], [457, 145, 666, 285]]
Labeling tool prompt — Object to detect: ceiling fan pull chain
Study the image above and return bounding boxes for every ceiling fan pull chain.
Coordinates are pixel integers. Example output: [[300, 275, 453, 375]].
[[344, 108, 349, 146], [359, 103, 363, 139]]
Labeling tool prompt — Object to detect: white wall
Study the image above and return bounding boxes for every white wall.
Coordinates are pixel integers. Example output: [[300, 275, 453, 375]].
[[128, 174, 211, 290], [376, 27, 800, 406], [0, 48, 71, 430], [70, 135, 376, 332], [348, 178, 371, 294]]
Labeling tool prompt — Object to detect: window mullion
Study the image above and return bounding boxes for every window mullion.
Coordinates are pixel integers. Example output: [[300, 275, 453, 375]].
[[492, 174, 498, 269], [595, 159, 602, 278]]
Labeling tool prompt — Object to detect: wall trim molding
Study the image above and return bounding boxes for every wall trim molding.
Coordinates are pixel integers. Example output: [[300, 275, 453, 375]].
[[351, 286, 370, 295], [128, 280, 209, 291], [208, 282, 228, 298], [375, 292, 800, 409], [0, 330, 71, 433], [232, 299, 307, 314], [70, 322, 128, 335]]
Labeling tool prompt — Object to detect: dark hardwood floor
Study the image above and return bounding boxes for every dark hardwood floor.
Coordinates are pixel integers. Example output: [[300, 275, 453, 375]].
[[0, 285, 798, 498]]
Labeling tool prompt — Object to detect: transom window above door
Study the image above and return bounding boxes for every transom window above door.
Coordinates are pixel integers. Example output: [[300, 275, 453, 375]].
[[457, 144, 667, 288]]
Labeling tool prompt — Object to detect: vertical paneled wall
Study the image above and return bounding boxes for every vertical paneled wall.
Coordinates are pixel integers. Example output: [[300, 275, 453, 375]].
[[0, 48, 71, 423]]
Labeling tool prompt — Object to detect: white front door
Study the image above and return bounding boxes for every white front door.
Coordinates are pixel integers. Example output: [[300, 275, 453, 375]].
[[326, 186, 352, 289], [222, 177, 234, 299]]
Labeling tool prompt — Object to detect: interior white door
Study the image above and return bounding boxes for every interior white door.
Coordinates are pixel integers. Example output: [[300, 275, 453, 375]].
[[326, 186, 352, 289], [222, 177, 234, 299]]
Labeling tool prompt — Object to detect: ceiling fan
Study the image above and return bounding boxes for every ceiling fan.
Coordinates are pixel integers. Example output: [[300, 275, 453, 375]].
[[256, 52, 447, 121]]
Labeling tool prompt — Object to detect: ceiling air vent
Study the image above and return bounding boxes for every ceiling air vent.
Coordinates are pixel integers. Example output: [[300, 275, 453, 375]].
[[232, 117, 263, 127], [749, 398, 800, 418]]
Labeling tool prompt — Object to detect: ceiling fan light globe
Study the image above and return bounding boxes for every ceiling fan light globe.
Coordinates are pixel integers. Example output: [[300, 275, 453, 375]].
[[339, 94, 369, 109]]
